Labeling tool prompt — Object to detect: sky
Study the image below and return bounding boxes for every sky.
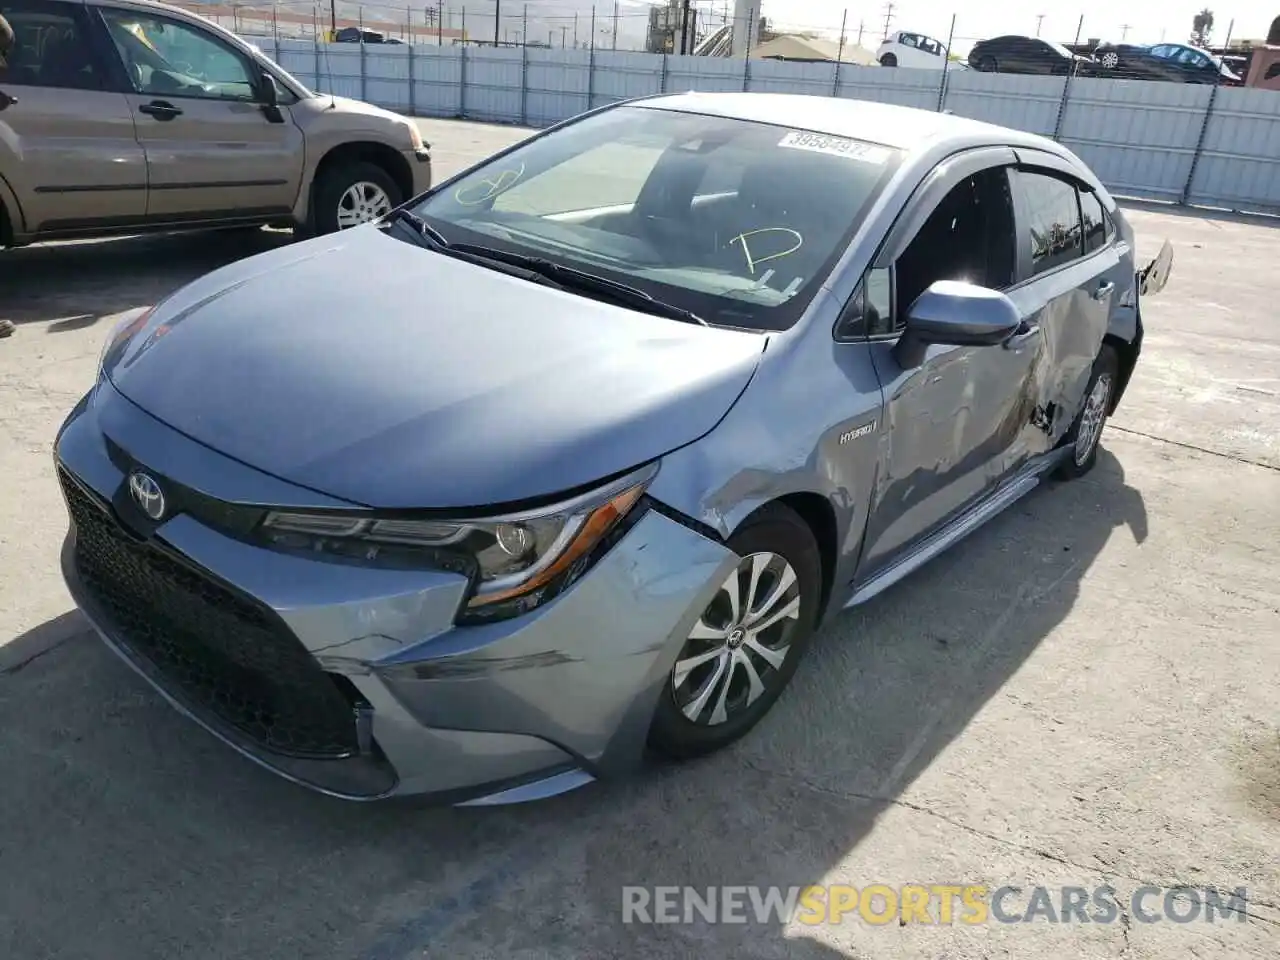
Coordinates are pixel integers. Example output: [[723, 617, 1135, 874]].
[[755, 0, 1278, 52]]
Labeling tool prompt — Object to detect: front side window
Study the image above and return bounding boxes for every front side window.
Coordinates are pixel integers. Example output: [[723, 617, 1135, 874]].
[[894, 167, 1017, 320], [899, 33, 919, 48], [0, 0, 103, 90], [1149, 44, 1174, 59], [414, 106, 901, 331], [1080, 190, 1107, 254], [1018, 170, 1083, 275], [99, 9, 257, 100]]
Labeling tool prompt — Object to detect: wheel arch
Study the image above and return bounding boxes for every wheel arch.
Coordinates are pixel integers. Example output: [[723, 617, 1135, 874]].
[[1103, 320, 1142, 415], [309, 141, 414, 220], [731, 492, 840, 622]]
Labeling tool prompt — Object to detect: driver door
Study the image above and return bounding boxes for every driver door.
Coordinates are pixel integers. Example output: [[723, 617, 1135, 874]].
[[94, 5, 303, 221]]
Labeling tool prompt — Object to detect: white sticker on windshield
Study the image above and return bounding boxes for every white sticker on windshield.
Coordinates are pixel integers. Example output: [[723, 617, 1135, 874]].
[[777, 131, 891, 164]]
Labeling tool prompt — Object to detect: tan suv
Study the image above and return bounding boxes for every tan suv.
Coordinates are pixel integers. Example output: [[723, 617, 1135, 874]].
[[0, 0, 431, 247]]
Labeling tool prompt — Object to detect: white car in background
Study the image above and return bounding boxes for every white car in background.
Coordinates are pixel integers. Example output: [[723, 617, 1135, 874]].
[[877, 30, 948, 68]]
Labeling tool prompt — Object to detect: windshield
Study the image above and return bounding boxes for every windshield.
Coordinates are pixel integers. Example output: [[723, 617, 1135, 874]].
[[411, 106, 901, 331], [1046, 40, 1074, 58]]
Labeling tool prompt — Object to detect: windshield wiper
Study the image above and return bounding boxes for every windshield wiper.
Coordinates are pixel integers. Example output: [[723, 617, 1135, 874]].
[[387, 208, 451, 248], [448, 243, 709, 327]]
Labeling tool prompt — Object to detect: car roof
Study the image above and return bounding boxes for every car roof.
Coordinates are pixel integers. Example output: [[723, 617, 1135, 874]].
[[636, 92, 1058, 154]]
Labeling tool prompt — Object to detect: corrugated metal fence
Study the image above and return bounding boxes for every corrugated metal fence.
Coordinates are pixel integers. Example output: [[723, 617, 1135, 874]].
[[253, 36, 1280, 215]]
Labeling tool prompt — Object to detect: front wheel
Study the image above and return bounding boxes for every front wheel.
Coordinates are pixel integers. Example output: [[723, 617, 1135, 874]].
[[312, 161, 402, 235], [1055, 345, 1120, 480], [880, 53, 898, 67], [648, 502, 822, 759], [978, 55, 998, 72]]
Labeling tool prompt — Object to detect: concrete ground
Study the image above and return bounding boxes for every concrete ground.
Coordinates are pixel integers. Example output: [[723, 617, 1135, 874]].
[[1, 118, 1277, 959]]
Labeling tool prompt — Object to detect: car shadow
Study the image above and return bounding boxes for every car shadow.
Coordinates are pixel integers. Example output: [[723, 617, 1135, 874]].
[[0, 229, 294, 329], [0, 451, 1147, 959]]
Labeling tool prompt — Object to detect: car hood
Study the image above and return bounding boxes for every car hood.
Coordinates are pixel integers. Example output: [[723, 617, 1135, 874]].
[[105, 227, 767, 510]]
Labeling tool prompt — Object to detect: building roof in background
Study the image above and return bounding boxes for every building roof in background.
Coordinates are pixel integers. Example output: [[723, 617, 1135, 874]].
[[750, 34, 876, 65]]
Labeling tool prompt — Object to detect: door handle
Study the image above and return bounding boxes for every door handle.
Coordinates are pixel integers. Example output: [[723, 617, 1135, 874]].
[[0, 90, 16, 111], [1003, 322, 1041, 351], [138, 100, 183, 121], [1091, 280, 1116, 301]]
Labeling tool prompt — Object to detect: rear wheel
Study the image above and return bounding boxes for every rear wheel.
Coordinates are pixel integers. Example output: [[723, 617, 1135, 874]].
[[313, 161, 402, 235], [1099, 51, 1120, 69], [649, 502, 822, 759], [1055, 345, 1120, 480], [880, 53, 898, 67], [978, 55, 998, 72]]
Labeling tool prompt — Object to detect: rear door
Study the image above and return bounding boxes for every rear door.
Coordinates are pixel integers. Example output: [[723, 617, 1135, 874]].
[[1005, 165, 1121, 450], [94, 5, 303, 222], [0, 0, 145, 234]]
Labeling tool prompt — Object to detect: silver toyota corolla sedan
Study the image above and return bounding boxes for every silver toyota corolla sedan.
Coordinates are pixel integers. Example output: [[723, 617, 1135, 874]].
[[55, 94, 1172, 804]]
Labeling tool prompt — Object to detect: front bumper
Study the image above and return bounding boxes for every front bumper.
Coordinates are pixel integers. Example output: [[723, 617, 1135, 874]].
[[54, 381, 735, 802]]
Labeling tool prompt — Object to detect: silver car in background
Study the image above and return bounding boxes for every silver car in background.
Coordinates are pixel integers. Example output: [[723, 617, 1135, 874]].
[[55, 94, 1171, 803]]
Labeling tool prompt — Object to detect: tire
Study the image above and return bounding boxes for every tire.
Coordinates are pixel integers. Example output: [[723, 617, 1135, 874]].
[[648, 502, 822, 759], [312, 161, 402, 235], [880, 53, 898, 67], [978, 55, 998, 72], [1055, 344, 1120, 480]]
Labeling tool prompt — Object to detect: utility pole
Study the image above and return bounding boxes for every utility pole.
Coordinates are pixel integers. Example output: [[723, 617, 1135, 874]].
[[329, 0, 336, 38], [612, 0, 619, 49], [1120, 23, 1131, 41], [1035, 14, 1045, 37], [856, 19, 863, 46], [836, 8, 847, 62], [493, 0, 500, 46], [680, 0, 692, 54], [880, 2, 894, 43], [561, 24, 567, 47], [574, 11, 579, 47]]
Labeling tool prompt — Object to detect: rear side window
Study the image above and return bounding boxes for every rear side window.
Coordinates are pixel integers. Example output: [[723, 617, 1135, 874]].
[[1018, 170, 1084, 275], [1079, 190, 1107, 254], [0, 0, 104, 90]]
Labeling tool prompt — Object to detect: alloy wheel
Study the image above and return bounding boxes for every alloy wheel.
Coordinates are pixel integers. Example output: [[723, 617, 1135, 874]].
[[1074, 373, 1113, 466], [670, 552, 802, 726], [336, 182, 393, 229], [1101, 51, 1120, 69]]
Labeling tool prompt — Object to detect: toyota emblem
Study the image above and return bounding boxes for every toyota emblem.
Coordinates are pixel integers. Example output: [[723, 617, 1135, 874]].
[[128, 471, 166, 521]]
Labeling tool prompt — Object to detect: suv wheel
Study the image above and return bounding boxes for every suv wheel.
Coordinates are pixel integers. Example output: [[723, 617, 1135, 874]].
[[314, 161, 402, 234], [1055, 345, 1120, 480], [880, 53, 898, 66], [649, 502, 821, 759]]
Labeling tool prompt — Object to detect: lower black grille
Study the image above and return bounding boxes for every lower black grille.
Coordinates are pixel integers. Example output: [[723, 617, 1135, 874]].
[[60, 470, 360, 759]]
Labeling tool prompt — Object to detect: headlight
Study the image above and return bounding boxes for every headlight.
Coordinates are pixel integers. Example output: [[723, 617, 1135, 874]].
[[97, 307, 154, 380], [259, 464, 656, 623]]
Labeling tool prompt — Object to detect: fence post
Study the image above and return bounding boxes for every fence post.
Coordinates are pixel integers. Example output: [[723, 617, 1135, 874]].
[[313, 6, 321, 90], [407, 6, 416, 115], [1182, 18, 1234, 206], [1052, 15, 1083, 140], [519, 4, 529, 125], [459, 42, 467, 117], [359, 9, 368, 102], [831, 9, 846, 97], [587, 6, 596, 111], [660, 52, 668, 93], [936, 13, 956, 112]]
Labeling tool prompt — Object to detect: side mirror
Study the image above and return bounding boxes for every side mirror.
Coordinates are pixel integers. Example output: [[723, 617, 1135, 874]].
[[894, 280, 1022, 368], [257, 70, 285, 123]]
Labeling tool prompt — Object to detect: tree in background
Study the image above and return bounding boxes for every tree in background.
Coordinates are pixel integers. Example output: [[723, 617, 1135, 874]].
[[1190, 8, 1214, 47]]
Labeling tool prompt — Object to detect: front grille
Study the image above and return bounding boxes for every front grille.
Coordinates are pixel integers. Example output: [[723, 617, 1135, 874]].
[[60, 470, 360, 759]]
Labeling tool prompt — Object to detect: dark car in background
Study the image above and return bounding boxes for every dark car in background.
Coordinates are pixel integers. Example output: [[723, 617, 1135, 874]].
[[968, 36, 1093, 76], [1092, 41, 1241, 84]]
